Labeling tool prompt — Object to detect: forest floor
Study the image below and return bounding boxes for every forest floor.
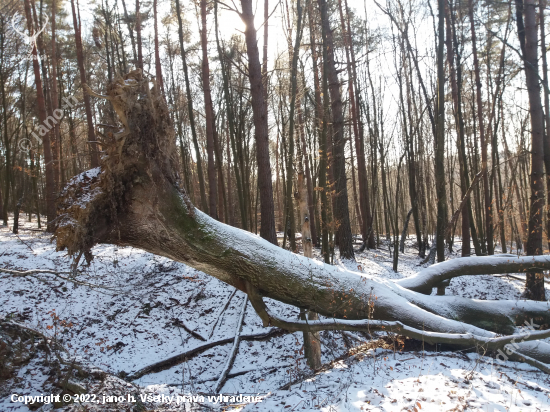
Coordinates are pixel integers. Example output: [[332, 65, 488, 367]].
[[1, 216, 549, 411]]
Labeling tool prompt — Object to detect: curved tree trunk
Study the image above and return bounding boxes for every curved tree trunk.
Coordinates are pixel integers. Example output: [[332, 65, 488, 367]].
[[56, 72, 550, 372]]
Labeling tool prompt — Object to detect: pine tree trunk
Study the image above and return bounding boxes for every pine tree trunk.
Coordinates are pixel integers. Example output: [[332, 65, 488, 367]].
[[539, 0, 550, 252], [240, 0, 277, 244], [516, 0, 547, 300], [435, 0, 447, 262], [135, 0, 143, 70], [153, 0, 164, 94]]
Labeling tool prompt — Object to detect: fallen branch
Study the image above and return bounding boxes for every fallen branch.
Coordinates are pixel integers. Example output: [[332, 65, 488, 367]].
[[398, 255, 550, 294], [508, 345, 550, 374], [126, 328, 282, 381], [0, 267, 116, 292], [214, 295, 248, 392]]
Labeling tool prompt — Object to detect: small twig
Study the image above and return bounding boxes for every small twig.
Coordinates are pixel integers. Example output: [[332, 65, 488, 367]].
[[7, 228, 35, 252], [172, 318, 206, 342]]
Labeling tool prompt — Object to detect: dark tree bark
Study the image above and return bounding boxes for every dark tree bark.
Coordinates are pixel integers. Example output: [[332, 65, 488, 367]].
[[539, 0, 550, 253], [153, 0, 164, 94], [239, 0, 277, 244], [262, 0, 269, 96], [515, 0, 546, 300], [317, 0, 354, 260], [435, 0, 447, 262], [135, 0, 143, 70]]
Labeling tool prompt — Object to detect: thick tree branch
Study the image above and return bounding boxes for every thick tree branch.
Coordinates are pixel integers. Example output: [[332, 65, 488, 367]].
[[398, 255, 550, 294]]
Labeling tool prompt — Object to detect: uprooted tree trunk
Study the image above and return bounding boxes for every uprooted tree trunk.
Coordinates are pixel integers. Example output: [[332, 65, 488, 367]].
[[55, 72, 550, 372]]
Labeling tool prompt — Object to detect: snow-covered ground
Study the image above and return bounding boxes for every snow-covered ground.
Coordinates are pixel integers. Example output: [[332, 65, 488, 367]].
[[1, 216, 549, 411]]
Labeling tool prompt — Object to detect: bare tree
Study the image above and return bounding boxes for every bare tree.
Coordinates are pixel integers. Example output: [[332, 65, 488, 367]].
[[515, 0, 546, 300]]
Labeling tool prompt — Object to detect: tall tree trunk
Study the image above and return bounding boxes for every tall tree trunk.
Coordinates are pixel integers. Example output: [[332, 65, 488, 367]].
[[468, 0, 493, 255], [539, 0, 550, 252], [226, 128, 234, 225], [308, 1, 321, 247], [516, 0, 546, 300], [319, 44, 330, 263], [435, 0, 447, 262], [283, 0, 305, 252], [317, 0, 354, 260], [71, 0, 99, 168], [262, 0, 269, 96], [24, 0, 56, 231], [153, 0, 164, 94], [175, 0, 208, 213], [338, 0, 374, 249], [51, 0, 62, 191], [0, 19, 11, 226], [214, 3, 247, 229], [200, 0, 218, 219], [445, 0, 477, 257], [135, 0, 143, 70], [240, 0, 277, 244]]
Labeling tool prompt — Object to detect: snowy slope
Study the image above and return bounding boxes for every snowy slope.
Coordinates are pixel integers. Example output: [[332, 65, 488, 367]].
[[1, 217, 549, 411]]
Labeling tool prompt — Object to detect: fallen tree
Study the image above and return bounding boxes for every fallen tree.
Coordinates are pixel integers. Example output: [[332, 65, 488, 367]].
[[54, 72, 550, 372]]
